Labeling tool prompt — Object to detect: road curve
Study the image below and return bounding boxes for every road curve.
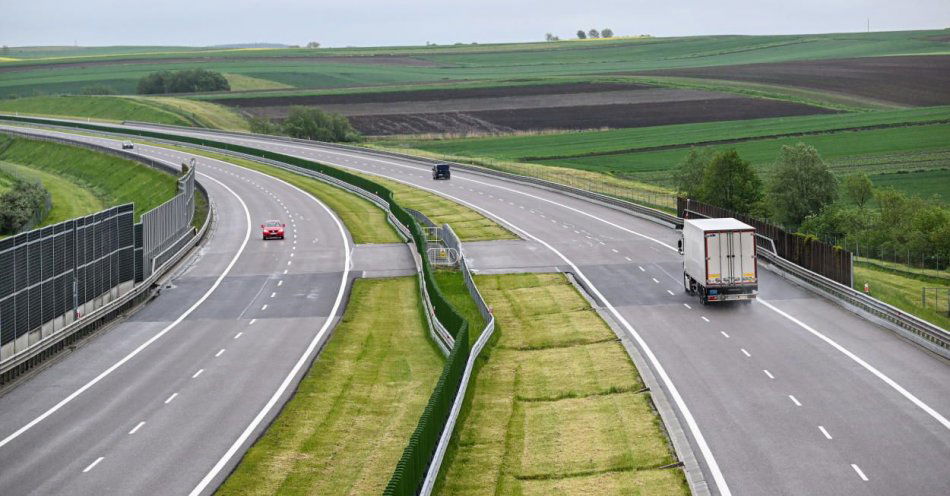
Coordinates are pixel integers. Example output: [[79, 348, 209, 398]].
[[0, 125, 352, 495], [118, 123, 950, 496], [2, 121, 949, 496]]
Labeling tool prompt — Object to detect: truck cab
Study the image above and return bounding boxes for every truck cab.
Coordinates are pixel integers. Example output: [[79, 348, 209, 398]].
[[681, 218, 758, 304]]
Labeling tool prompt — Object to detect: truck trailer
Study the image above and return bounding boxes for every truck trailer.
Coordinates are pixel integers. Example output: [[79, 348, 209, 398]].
[[679, 218, 758, 304]]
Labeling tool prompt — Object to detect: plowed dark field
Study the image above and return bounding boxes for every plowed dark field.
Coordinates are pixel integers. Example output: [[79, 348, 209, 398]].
[[640, 55, 950, 106], [212, 82, 652, 107], [347, 98, 836, 135]]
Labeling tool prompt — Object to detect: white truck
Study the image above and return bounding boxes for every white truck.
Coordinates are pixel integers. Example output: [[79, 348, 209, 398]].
[[679, 218, 758, 304]]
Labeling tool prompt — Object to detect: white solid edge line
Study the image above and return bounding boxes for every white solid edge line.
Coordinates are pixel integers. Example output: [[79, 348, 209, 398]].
[[191, 133, 680, 252], [210, 138, 734, 496], [758, 298, 950, 430], [0, 172, 252, 450], [188, 157, 351, 496]]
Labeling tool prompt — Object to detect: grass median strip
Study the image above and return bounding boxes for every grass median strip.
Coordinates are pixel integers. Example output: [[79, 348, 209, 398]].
[[158, 145, 401, 244], [435, 273, 687, 496], [216, 277, 443, 496], [353, 171, 516, 242]]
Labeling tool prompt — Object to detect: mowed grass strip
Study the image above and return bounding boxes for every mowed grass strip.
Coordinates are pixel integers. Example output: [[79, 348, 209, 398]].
[[216, 277, 444, 496], [159, 146, 400, 243], [354, 172, 516, 241], [0, 135, 177, 221], [0, 160, 104, 226], [435, 273, 687, 496]]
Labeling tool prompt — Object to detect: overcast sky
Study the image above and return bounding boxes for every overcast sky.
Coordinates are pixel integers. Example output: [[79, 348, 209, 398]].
[[2, 0, 948, 48]]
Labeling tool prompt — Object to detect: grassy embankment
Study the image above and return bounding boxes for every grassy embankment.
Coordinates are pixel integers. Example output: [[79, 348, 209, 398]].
[[353, 172, 516, 241], [0, 95, 249, 131], [3, 29, 946, 97], [853, 260, 950, 330], [435, 273, 687, 495], [0, 160, 103, 226], [158, 145, 400, 243], [0, 135, 177, 221], [217, 277, 444, 495]]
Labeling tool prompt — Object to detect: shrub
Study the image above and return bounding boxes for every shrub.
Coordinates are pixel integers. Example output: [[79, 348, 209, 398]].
[[0, 179, 51, 234], [280, 107, 362, 142]]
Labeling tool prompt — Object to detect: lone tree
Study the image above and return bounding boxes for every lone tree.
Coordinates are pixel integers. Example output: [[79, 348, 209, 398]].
[[306, 41, 320, 48], [767, 143, 837, 228], [673, 148, 712, 200], [700, 149, 763, 215], [601, 28, 614, 38], [843, 173, 874, 208], [588, 29, 601, 39], [576, 30, 587, 39]]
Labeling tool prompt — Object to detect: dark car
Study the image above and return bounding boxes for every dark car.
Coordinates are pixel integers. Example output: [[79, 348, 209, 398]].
[[261, 220, 285, 240], [121, 142, 134, 150], [432, 163, 451, 180]]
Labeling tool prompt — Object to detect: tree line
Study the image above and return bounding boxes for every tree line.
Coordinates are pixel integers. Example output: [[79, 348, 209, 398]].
[[137, 69, 230, 94], [673, 143, 949, 268], [545, 28, 615, 41]]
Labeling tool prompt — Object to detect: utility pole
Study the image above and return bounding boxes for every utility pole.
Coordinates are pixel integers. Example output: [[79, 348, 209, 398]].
[[867, 18, 870, 33]]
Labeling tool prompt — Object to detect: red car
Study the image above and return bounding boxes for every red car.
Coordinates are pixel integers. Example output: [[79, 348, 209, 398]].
[[261, 220, 285, 240]]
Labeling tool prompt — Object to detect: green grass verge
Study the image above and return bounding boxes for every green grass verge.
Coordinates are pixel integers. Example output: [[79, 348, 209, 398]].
[[434, 273, 687, 496], [0, 160, 104, 226], [0, 135, 177, 221], [158, 145, 400, 243], [434, 269, 487, 347], [216, 277, 444, 496], [353, 171, 516, 242], [853, 264, 950, 330]]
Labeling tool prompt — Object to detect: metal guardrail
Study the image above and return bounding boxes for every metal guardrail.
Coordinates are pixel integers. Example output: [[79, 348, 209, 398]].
[[0, 128, 211, 382], [760, 249, 950, 358], [91, 121, 950, 355], [121, 121, 683, 227], [420, 224, 496, 496]]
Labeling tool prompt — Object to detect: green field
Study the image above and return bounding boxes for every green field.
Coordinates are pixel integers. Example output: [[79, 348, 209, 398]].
[[435, 273, 686, 496], [3, 30, 947, 97], [434, 269, 487, 347], [0, 160, 104, 226], [387, 107, 950, 161], [159, 146, 401, 243], [0, 95, 249, 130], [0, 134, 177, 221], [217, 277, 444, 496]]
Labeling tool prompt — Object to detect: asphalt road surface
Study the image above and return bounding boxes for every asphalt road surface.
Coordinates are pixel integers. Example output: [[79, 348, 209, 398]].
[[0, 125, 352, 495], [2, 122, 949, 496]]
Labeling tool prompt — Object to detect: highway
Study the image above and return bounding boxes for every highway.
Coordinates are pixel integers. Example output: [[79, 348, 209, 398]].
[[2, 122, 949, 496], [0, 125, 353, 495]]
